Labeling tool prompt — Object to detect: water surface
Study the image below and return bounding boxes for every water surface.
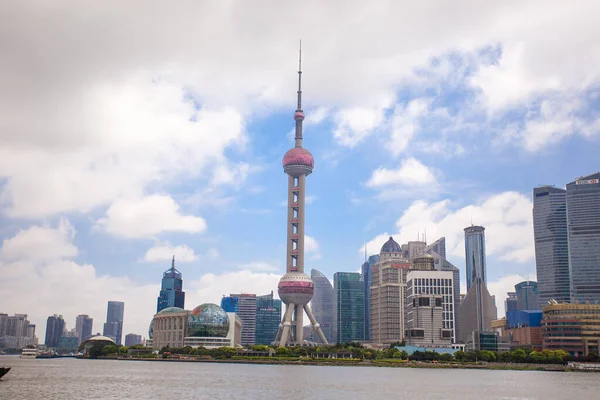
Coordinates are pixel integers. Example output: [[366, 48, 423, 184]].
[[1, 356, 598, 399]]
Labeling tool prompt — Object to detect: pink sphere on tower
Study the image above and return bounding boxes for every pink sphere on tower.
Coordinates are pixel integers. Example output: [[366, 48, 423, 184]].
[[282, 147, 314, 177]]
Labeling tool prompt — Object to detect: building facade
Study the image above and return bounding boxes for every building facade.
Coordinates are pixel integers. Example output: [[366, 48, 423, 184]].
[[45, 314, 65, 348], [361, 254, 380, 341], [333, 272, 364, 343], [425, 238, 461, 342], [0, 314, 36, 349], [151, 307, 188, 349], [505, 292, 518, 314], [542, 302, 600, 356], [515, 281, 539, 310], [75, 314, 93, 345], [459, 279, 497, 343], [157, 256, 185, 313], [221, 293, 256, 346], [103, 301, 124, 345], [370, 237, 411, 344], [464, 226, 486, 290], [310, 269, 334, 343], [125, 333, 142, 346], [255, 292, 282, 345], [406, 269, 455, 344], [533, 186, 570, 308], [566, 173, 600, 304]]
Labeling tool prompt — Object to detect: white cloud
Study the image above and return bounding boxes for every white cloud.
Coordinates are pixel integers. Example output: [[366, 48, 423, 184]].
[[333, 107, 386, 147], [0, 218, 77, 262], [305, 235, 322, 260], [96, 195, 207, 239], [388, 98, 431, 156], [143, 243, 197, 263], [237, 261, 281, 273], [366, 158, 438, 188], [364, 191, 534, 264]]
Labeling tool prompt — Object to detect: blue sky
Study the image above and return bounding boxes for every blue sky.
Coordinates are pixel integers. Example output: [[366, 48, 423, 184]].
[[1, 1, 599, 340]]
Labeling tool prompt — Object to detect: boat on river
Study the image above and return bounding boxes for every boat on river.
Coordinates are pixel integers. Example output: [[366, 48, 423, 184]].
[[20, 347, 39, 359], [0, 367, 10, 379]]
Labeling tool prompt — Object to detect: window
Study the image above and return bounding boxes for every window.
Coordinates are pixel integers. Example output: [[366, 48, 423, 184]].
[[410, 329, 425, 338], [435, 298, 443, 307], [419, 297, 430, 307]]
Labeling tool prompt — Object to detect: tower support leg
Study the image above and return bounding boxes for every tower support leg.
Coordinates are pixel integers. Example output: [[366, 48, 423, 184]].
[[278, 303, 295, 347], [304, 303, 328, 344]]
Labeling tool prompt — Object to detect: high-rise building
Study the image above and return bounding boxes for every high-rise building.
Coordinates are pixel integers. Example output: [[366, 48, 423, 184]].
[[405, 270, 454, 346], [273, 47, 327, 346], [360, 255, 379, 341], [464, 226, 486, 290], [333, 272, 364, 343], [515, 281, 539, 310], [406, 268, 455, 345], [45, 314, 65, 348], [310, 269, 334, 343], [157, 256, 185, 313], [505, 292, 518, 314], [370, 237, 411, 344], [459, 279, 497, 343], [221, 293, 257, 346], [0, 314, 35, 349], [533, 186, 570, 307], [124, 333, 142, 346], [566, 173, 600, 304], [255, 292, 282, 345], [103, 301, 124, 345], [425, 237, 461, 343], [75, 314, 93, 345], [461, 225, 496, 343], [407, 241, 427, 260]]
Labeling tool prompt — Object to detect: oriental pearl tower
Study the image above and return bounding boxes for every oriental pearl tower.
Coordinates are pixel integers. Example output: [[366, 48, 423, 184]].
[[273, 44, 328, 346]]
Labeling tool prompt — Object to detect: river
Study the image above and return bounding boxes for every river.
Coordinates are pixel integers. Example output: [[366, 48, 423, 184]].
[[1, 356, 599, 399]]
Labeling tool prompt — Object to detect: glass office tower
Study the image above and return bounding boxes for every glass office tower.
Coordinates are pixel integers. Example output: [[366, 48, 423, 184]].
[[255, 292, 282, 345], [464, 226, 486, 290], [310, 269, 334, 343], [533, 186, 570, 308], [157, 257, 185, 313], [333, 272, 365, 343], [566, 173, 600, 303]]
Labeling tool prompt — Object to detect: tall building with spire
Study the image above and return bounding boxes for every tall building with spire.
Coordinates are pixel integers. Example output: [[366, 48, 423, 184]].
[[157, 256, 185, 313], [273, 44, 327, 346]]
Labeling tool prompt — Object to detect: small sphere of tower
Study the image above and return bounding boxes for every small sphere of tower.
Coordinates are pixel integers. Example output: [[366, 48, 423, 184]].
[[277, 272, 314, 305], [294, 111, 305, 121]]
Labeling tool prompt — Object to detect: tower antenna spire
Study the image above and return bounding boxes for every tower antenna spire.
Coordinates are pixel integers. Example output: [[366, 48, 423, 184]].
[[172, 255, 175, 269], [297, 39, 302, 110]]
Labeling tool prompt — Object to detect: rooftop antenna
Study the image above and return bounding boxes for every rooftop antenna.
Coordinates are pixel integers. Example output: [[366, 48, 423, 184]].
[[425, 228, 427, 245], [171, 255, 175, 269]]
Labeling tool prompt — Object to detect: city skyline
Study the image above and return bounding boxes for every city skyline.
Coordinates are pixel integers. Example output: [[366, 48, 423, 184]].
[[1, 1, 599, 341]]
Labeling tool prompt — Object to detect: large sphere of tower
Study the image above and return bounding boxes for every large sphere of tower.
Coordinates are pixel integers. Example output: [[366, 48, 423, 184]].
[[282, 147, 314, 177], [278, 272, 314, 305]]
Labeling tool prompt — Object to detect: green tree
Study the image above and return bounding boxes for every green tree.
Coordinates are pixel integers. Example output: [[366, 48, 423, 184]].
[[454, 350, 467, 362], [101, 345, 118, 355], [510, 348, 527, 363], [439, 353, 453, 362], [275, 346, 291, 356]]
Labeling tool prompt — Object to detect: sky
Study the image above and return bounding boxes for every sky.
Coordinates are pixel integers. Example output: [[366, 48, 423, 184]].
[[1, 1, 599, 342]]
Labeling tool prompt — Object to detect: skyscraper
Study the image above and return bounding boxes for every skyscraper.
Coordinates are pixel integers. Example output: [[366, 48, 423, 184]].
[[255, 292, 282, 345], [124, 333, 142, 346], [75, 314, 93, 345], [103, 301, 124, 345], [566, 173, 600, 303], [45, 314, 65, 348], [533, 186, 570, 307], [515, 281, 539, 310], [273, 46, 327, 346], [464, 226, 486, 290], [425, 237, 461, 342], [310, 269, 334, 343], [370, 237, 411, 344], [221, 293, 257, 346], [459, 279, 497, 343], [505, 292, 518, 314], [333, 272, 364, 343], [360, 254, 379, 341], [157, 256, 185, 313]]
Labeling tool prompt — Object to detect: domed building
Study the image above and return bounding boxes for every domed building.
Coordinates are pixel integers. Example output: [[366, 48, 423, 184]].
[[79, 335, 116, 354], [147, 303, 242, 350]]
